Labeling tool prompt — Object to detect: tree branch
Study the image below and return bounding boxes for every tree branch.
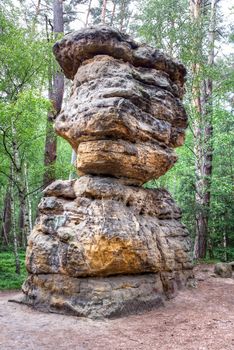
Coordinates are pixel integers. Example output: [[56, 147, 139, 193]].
[[0, 170, 20, 191], [25, 184, 46, 198], [0, 126, 19, 171]]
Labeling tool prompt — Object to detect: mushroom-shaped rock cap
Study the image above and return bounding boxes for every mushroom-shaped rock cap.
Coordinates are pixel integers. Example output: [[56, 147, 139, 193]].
[[53, 25, 187, 86]]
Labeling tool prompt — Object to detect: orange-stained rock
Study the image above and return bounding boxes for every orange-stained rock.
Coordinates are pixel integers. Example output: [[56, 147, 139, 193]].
[[25, 176, 193, 278], [22, 176, 194, 318], [76, 140, 177, 185]]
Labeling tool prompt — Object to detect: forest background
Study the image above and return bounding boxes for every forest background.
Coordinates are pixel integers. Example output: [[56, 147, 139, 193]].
[[0, 0, 233, 288]]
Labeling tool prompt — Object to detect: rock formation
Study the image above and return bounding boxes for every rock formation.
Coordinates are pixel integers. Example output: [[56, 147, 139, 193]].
[[214, 263, 233, 278], [22, 26, 194, 318]]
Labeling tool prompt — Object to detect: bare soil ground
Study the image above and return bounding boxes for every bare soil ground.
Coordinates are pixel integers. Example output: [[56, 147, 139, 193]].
[[0, 264, 234, 350]]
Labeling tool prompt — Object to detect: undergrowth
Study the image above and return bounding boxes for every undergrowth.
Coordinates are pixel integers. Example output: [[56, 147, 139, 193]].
[[0, 250, 26, 290]]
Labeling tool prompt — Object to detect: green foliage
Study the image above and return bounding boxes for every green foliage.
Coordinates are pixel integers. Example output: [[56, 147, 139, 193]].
[[145, 128, 196, 235], [137, 0, 234, 260], [0, 250, 26, 290], [0, 4, 74, 248], [195, 258, 220, 265], [90, 0, 132, 31], [56, 137, 75, 179], [135, 0, 190, 56], [0, 7, 51, 101]]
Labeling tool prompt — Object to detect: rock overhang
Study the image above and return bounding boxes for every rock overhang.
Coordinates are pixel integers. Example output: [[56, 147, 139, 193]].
[[53, 25, 187, 87]]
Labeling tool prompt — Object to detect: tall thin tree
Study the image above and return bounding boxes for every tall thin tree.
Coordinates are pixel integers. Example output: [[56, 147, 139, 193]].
[[101, 0, 107, 23], [191, 0, 217, 259], [43, 0, 64, 187]]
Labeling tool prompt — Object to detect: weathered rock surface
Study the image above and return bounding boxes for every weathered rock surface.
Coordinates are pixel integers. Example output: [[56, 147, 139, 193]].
[[26, 176, 193, 277], [53, 26, 186, 90], [22, 271, 192, 319], [214, 263, 233, 278], [22, 26, 193, 319], [229, 261, 234, 271], [22, 177, 194, 317], [54, 32, 188, 183], [77, 140, 177, 185]]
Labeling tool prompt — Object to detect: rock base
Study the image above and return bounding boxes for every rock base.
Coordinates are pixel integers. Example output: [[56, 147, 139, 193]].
[[22, 176, 194, 319], [21, 271, 193, 319]]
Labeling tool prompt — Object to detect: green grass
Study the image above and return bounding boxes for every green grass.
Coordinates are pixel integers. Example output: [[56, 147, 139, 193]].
[[0, 250, 27, 290], [194, 258, 220, 265]]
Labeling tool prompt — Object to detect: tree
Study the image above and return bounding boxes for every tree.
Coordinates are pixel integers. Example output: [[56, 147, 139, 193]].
[[43, 0, 64, 187], [0, 6, 50, 248], [85, 0, 93, 26], [136, 0, 234, 260], [90, 0, 133, 30], [0, 0, 82, 269], [101, 0, 107, 23], [190, 0, 218, 259]]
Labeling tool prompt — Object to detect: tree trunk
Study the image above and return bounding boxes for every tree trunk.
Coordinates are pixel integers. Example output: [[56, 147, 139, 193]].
[[101, 0, 107, 24], [1, 187, 11, 246], [18, 188, 29, 247], [10, 166, 21, 274], [119, 0, 129, 32], [85, 0, 92, 27], [223, 228, 227, 262], [119, 0, 124, 31], [11, 119, 29, 247], [192, 0, 216, 259], [25, 162, 33, 232], [110, 0, 116, 26], [43, 0, 64, 187], [43, 107, 57, 186], [69, 149, 77, 180]]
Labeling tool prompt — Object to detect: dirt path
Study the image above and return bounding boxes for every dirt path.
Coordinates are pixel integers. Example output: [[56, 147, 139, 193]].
[[0, 265, 234, 350]]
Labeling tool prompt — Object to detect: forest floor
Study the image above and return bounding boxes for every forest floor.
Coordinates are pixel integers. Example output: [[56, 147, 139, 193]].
[[0, 264, 234, 350]]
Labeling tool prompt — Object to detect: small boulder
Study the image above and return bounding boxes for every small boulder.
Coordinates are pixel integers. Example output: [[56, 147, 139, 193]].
[[214, 262, 232, 278], [229, 261, 234, 271]]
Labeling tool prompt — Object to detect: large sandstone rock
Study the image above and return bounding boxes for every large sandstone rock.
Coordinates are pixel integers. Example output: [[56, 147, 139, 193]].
[[229, 261, 234, 271], [25, 176, 193, 277], [214, 263, 232, 278], [21, 26, 193, 319], [54, 30, 188, 184], [22, 177, 193, 317]]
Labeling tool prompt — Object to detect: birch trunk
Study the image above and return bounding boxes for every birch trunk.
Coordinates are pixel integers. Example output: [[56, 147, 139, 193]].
[[25, 162, 33, 232], [10, 165, 21, 274], [69, 149, 77, 180], [119, 0, 125, 31], [110, 0, 116, 26], [85, 0, 92, 27], [18, 190, 29, 247], [43, 0, 64, 187], [223, 228, 227, 262]]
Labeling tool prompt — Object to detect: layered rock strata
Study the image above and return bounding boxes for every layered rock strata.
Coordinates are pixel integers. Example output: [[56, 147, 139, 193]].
[[22, 26, 194, 318], [54, 27, 188, 184], [22, 176, 193, 318]]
